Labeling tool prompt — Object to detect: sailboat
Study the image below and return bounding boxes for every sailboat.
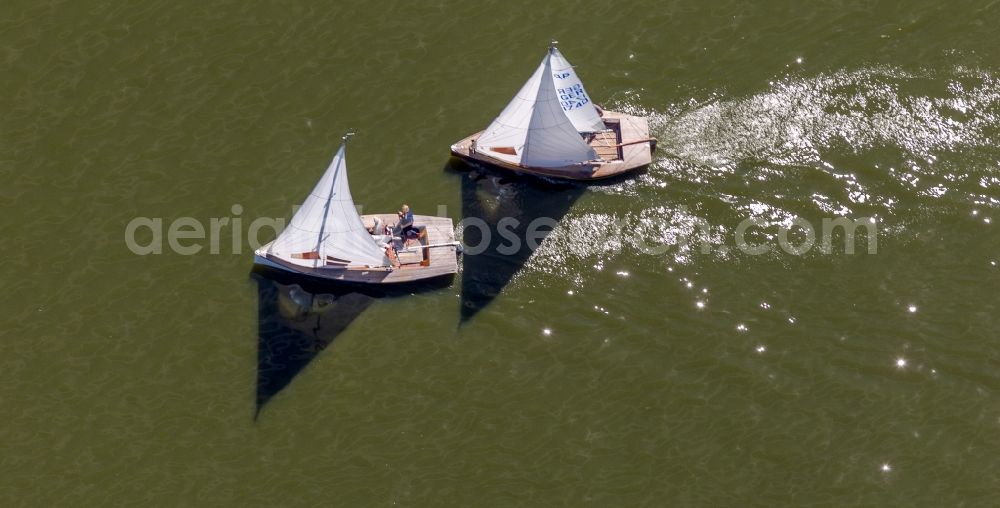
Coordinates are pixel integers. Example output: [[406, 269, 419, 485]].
[[254, 134, 459, 284], [450, 43, 656, 181]]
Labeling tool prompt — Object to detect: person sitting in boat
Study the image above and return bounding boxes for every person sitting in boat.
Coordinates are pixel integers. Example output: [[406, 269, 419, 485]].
[[394, 204, 415, 238], [368, 216, 392, 248]]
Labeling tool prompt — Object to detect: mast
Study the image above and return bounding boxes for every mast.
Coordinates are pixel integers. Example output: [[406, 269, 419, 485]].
[[313, 132, 353, 265]]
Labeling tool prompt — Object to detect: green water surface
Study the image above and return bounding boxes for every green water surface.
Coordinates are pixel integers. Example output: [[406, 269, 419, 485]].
[[2, 1, 999, 505]]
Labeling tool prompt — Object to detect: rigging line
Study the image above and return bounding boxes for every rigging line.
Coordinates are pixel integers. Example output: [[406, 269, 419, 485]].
[[314, 149, 341, 265], [314, 133, 352, 262]]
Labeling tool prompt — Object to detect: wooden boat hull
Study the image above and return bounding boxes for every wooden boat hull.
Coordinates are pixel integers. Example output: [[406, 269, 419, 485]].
[[254, 214, 458, 285], [450, 110, 655, 181]]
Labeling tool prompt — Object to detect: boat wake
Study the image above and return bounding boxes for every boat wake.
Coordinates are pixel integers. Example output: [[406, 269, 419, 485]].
[[512, 64, 1000, 285], [656, 64, 1000, 172]]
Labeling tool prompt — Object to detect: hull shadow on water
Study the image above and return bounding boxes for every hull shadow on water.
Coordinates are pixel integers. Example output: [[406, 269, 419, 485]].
[[449, 157, 591, 322], [251, 267, 452, 419]]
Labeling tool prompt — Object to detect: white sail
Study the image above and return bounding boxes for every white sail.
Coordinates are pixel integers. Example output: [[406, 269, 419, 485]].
[[267, 143, 390, 268], [549, 47, 605, 133], [475, 49, 597, 168]]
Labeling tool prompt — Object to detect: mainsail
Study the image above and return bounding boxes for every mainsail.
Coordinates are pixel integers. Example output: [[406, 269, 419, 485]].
[[475, 47, 598, 168], [267, 142, 390, 268], [549, 47, 605, 133]]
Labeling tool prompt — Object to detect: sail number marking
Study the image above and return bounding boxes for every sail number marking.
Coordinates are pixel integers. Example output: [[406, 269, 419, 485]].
[[555, 82, 590, 111]]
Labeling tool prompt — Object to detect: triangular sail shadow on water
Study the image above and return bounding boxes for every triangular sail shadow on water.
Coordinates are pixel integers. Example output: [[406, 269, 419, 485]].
[[251, 268, 453, 418], [252, 271, 376, 418], [451, 159, 586, 322]]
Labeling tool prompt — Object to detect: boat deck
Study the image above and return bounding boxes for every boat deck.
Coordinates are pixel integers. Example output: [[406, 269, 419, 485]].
[[363, 214, 458, 282], [450, 109, 655, 181], [587, 129, 620, 162]]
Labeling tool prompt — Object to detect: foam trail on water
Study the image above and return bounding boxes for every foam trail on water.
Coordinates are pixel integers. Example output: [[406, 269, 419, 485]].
[[658, 65, 1000, 171], [512, 65, 1000, 287]]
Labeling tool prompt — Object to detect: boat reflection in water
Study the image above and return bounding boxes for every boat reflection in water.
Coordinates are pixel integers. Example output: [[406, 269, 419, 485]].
[[251, 268, 451, 418], [453, 159, 586, 322]]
